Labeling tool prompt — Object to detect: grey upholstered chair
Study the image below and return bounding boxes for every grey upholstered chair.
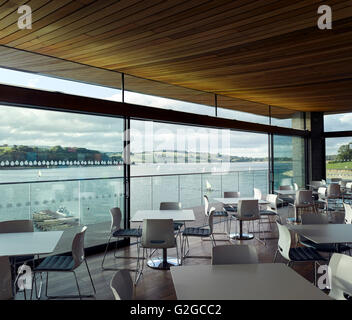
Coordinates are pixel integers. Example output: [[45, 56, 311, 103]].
[[31, 226, 96, 300], [101, 207, 142, 272]]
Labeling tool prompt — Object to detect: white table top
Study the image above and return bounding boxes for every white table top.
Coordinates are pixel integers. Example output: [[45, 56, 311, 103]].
[[131, 209, 195, 222], [171, 263, 330, 300], [0, 231, 63, 257], [288, 224, 352, 244], [274, 190, 296, 196], [214, 197, 269, 205]]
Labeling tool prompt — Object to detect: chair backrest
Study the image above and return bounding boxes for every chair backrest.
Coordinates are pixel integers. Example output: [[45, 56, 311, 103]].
[[310, 180, 323, 188], [0, 256, 13, 300], [224, 191, 240, 198], [346, 182, 352, 191], [301, 213, 328, 225], [160, 202, 182, 210], [265, 194, 278, 212], [207, 208, 215, 234], [321, 179, 326, 185], [72, 226, 87, 269], [344, 203, 352, 224], [237, 200, 259, 220], [141, 219, 175, 249], [295, 190, 313, 205], [327, 183, 341, 198], [203, 195, 210, 216], [211, 245, 258, 265], [339, 180, 347, 188], [0, 220, 34, 233], [317, 187, 327, 200], [279, 185, 293, 190], [110, 207, 122, 233], [293, 183, 299, 191], [276, 221, 291, 261], [328, 253, 352, 300], [110, 269, 134, 300], [253, 188, 262, 200]]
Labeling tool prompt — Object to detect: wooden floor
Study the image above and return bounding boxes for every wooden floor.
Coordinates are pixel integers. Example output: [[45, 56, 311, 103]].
[[16, 205, 329, 300]]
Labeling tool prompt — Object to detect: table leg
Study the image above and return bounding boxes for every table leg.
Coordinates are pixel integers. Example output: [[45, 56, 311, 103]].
[[230, 220, 254, 240], [147, 248, 181, 270]]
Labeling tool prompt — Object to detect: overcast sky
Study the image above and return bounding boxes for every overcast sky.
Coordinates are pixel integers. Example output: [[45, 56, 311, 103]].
[[0, 67, 349, 157]]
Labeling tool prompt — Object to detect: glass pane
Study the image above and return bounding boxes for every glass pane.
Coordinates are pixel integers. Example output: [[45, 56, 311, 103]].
[[125, 74, 215, 116], [0, 105, 124, 251], [0, 66, 122, 102], [273, 135, 305, 189], [326, 137, 352, 182], [217, 95, 269, 125], [130, 120, 269, 226], [324, 112, 352, 132], [271, 106, 305, 129]]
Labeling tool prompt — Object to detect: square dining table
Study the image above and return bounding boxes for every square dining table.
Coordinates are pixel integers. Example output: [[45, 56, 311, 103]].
[[287, 224, 352, 252], [171, 263, 331, 300], [131, 209, 195, 270]]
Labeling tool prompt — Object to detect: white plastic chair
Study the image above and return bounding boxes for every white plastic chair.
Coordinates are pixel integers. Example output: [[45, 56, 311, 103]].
[[328, 253, 352, 300], [236, 199, 265, 244], [204, 195, 228, 235], [32, 226, 96, 300], [274, 221, 325, 285], [292, 190, 317, 222], [110, 269, 134, 300], [101, 208, 142, 272], [139, 219, 178, 274], [344, 203, 352, 224], [211, 245, 258, 265]]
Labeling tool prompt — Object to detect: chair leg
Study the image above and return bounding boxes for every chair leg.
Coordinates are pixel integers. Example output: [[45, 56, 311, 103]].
[[101, 234, 112, 270], [73, 271, 82, 300], [273, 249, 279, 263], [84, 259, 96, 295]]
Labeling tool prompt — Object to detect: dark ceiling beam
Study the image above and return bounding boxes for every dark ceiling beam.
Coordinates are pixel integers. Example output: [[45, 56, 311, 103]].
[[0, 84, 308, 137]]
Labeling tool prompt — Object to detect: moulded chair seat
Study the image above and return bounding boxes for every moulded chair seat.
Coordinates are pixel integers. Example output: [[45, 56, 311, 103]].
[[182, 227, 212, 237], [113, 228, 142, 238], [35, 255, 75, 272], [299, 240, 350, 254], [288, 247, 326, 262]]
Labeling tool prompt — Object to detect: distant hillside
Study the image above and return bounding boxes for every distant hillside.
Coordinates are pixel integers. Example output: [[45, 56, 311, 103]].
[[0, 145, 123, 167]]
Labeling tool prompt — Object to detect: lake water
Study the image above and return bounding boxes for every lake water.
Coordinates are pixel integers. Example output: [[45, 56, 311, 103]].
[[0, 162, 283, 228]]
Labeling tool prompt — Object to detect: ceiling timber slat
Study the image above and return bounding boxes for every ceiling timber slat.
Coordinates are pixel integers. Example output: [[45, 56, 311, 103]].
[[0, 0, 351, 116]]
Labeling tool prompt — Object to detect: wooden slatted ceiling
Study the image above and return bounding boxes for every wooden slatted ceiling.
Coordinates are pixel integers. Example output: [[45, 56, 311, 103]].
[[0, 0, 351, 115]]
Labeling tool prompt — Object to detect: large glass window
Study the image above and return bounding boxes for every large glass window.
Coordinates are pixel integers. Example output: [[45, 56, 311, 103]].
[[0, 67, 122, 102], [0, 105, 124, 252], [326, 137, 352, 182], [273, 135, 305, 189], [130, 120, 268, 226], [324, 112, 352, 132]]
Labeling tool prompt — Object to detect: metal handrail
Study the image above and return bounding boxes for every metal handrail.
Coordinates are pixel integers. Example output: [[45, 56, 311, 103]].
[[0, 168, 268, 185]]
